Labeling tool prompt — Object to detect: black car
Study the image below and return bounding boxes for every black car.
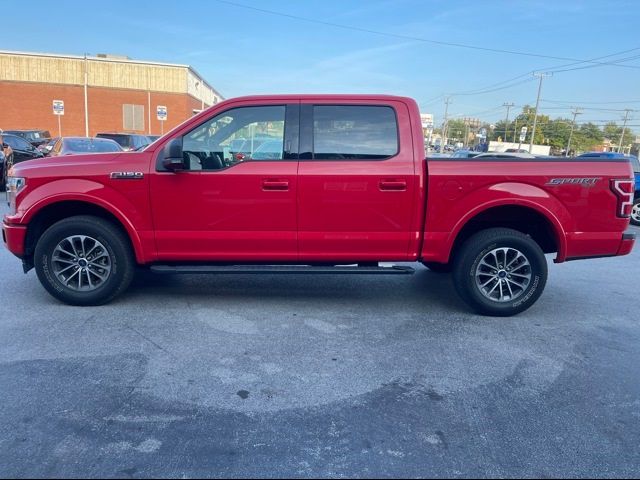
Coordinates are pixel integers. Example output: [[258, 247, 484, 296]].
[[4, 129, 52, 148], [2, 133, 45, 165], [47, 137, 123, 156], [96, 133, 151, 152]]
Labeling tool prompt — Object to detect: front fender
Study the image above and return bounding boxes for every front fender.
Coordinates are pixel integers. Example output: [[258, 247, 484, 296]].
[[14, 179, 151, 263]]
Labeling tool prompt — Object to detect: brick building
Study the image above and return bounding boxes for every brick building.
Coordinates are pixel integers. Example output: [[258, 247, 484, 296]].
[[0, 50, 223, 137]]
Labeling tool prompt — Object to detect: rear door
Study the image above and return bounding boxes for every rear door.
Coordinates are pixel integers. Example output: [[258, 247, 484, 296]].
[[297, 101, 417, 261]]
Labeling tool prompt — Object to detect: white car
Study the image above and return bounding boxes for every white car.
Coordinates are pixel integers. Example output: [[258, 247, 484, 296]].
[[473, 152, 537, 159]]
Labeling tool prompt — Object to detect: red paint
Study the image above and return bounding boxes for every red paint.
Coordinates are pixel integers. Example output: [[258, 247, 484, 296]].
[[2, 94, 635, 267]]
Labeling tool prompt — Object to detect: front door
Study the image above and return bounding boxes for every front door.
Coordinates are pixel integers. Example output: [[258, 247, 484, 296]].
[[150, 103, 299, 262]]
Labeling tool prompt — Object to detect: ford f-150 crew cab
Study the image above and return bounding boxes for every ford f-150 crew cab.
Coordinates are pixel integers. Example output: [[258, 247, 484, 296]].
[[3, 95, 636, 316]]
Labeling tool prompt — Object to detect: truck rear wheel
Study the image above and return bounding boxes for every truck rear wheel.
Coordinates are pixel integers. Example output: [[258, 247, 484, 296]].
[[34, 215, 135, 306], [452, 228, 547, 317]]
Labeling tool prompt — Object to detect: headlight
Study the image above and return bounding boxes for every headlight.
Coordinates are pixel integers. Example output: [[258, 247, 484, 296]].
[[6, 176, 26, 212], [6, 176, 26, 195]]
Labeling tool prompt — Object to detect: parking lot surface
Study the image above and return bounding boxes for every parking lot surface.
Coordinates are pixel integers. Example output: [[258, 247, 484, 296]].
[[1, 200, 639, 478]]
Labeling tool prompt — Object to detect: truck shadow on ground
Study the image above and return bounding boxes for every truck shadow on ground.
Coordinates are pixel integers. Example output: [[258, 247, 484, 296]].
[[126, 266, 468, 315]]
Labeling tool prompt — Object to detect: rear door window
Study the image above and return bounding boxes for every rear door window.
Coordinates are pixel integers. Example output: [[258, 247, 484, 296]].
[[311, 105, 398, 160]]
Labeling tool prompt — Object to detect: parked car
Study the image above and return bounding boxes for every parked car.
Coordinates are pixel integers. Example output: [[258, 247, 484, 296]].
[[37, 137, 60, 154], [1, 133, 45, 165], [3, 95, 635, 316], [0, 132, 14, 189], [4, 130, 52, 148], [628, 155, 640, 226], [473, 152, 537, 159], [47, 137, 124, 156], [95, 133, 151, 152], [451, 149, 481, 158]]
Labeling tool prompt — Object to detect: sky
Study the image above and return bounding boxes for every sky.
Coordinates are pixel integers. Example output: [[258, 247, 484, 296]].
[[2, 0, 639, 132]]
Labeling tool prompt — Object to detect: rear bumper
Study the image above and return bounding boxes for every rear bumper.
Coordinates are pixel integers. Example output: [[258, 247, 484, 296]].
[[563, 229, 635, 262], [616, 231, 636, 256], [2, 221, 26, 258]]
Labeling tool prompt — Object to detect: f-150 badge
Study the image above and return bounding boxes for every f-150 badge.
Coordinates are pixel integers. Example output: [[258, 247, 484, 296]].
[[545, 177, 600, 186], [110, 172, 144, 179]]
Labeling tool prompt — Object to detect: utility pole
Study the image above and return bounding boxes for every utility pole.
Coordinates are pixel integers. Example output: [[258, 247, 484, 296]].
[[566, 107, 582, 157], [529, 72, 551, 153], [502, 102, 514, 142], [618, 109, 632, 153], [442, 96, 451, 152], [83, 53, 89, 137]]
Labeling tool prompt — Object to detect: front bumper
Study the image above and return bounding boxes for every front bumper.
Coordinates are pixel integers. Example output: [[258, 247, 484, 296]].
[[2, 221, 26, 258]]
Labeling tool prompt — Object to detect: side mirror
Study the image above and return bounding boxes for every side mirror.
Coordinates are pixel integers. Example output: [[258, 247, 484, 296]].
[[162, 138, 184, 171]]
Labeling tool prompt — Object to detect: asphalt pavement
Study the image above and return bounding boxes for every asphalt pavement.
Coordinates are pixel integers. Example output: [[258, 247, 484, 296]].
[[1, 201, 639, 478]]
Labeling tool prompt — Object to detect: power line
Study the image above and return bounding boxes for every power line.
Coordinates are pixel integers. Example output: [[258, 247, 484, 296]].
[[543, 99, 640, 105], [214, 0, 640, 67], [441, 46, 640, 99]]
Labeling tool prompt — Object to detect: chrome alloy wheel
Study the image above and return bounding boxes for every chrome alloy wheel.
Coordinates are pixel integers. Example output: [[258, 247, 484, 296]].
[[51, 235, 112, 291], [475, 247, 532, 303], [632, 202, 640, 224]]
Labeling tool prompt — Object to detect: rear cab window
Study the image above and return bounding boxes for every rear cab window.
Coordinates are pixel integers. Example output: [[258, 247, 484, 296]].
[[311, 105, 399, 160]]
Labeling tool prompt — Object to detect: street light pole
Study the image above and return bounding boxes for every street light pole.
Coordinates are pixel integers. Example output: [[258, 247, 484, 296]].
[[529, 72, 551, 153], [502, 102, 514, 142], [618, 109, 632, 153], [566, 107, 582, 157]]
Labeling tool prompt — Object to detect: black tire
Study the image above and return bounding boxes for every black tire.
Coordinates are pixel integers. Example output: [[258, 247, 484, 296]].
[[422, 261, 453, 273], [631, 198, 640, 227], [452, 228, 547, 317], [34, 215, 135, 306]]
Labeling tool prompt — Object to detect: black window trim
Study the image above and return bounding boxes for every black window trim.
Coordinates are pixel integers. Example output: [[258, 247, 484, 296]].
[[299, 103, 401, 162], [155, 103, 299, 172]]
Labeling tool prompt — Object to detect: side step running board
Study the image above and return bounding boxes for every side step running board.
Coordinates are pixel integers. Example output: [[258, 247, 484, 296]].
[[150, 264, 415, 275]]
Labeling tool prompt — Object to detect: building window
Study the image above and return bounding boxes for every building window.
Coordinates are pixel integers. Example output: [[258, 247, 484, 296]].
[[123, 104, 145, 131]]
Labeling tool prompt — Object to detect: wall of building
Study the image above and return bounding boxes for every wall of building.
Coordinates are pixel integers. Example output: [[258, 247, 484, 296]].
[[0, 80, 206, 137]]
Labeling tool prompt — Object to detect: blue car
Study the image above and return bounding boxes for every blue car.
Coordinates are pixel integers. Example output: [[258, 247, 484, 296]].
[[577, 152, 640, 225]]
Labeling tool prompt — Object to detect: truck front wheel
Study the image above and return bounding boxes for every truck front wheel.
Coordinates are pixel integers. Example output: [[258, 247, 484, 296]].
[[34, 215, 135, 306], [452, 228, 547, 317]]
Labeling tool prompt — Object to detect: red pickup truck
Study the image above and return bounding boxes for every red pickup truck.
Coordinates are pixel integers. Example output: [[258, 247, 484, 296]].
[[3, 95, 636, 316]]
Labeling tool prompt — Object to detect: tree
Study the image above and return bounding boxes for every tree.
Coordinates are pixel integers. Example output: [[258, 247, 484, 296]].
[[572, 122, 604, 152], [511, 105, 549, 146], [603, 121, 625, 148], [445, 119, 467, 143]]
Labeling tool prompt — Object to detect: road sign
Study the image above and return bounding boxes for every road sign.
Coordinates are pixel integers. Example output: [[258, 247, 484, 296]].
[[519, 126, 527, 142], [52, 100, 64, 116], [157, 105, 167, 121]]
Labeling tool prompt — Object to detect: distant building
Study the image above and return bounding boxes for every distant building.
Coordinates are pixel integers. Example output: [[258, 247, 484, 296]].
[[0, 50, 223, 137]]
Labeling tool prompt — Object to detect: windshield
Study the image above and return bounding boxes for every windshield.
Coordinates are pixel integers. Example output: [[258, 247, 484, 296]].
[[62, 138, 123, 153]]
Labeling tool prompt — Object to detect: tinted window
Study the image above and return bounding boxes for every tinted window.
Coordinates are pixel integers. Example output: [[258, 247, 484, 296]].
[[97, 134, 132, 149], [3, 135, 32, 151], [181, 105, 286, 170], [312, 106, 398, 160], [631, 155, 640, 173]]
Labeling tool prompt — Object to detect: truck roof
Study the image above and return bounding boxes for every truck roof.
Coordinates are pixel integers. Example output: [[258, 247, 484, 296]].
[[221, 94, 417, 103]]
